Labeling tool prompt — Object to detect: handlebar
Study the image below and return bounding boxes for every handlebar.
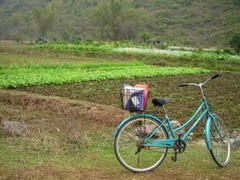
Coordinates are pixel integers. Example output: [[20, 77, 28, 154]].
[[178, 83, 198, 87], [211, 74, 221, 80], [178, 74, 221, 87]]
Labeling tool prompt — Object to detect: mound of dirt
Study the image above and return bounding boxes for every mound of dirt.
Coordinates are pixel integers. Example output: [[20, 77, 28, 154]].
[[0, 90, 127, 133]]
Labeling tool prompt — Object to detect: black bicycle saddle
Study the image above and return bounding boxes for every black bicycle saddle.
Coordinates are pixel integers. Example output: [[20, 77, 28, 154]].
[[152, 97, 172, 106]]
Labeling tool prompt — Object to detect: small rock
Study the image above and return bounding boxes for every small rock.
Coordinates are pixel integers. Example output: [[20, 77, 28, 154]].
[[236, 136, 240, 141], [230, 130, 240, 138], [0, 119, 27, 136], [230, 138, 235, 144], [231, 136, 240, 150]]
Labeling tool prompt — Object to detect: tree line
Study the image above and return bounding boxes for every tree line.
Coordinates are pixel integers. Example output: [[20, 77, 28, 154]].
[[0, 0, 150, 42], [0, 0, 239, 48]]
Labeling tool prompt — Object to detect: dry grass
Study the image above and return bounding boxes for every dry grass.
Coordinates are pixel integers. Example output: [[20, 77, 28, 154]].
[[0, 90, 126, 130]]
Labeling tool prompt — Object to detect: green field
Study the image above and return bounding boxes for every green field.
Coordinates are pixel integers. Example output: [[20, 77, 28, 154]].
[[0, 62, 208, 89], [0, 42, 239, 179]]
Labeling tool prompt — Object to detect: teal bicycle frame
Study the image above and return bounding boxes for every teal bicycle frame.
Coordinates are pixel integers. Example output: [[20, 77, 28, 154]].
[[143, 98, 213, 148], [115, 97, 217, 150]]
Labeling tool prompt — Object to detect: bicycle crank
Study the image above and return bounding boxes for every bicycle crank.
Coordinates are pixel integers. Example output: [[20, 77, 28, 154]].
[[173, 139, 186, 154], [171, 138, 187, 162]]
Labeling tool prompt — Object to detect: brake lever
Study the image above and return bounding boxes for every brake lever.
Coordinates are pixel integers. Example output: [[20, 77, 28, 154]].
[[178, 83, 188, 87]]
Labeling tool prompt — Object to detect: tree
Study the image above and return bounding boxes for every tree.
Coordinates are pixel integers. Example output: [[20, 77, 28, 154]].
[[232, 0, 240, 6], [5, 12, 26, 41], [230, 32, 240, 53], [90, 0, 122, 40], [139, 32, 150, 43], [32, 1, 60, 38], [90, 0, 148, 40]]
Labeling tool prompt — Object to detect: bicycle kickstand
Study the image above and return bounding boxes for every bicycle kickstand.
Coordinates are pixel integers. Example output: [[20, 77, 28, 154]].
[[171, 152, 177, 162], [171, 134, 184, 162]]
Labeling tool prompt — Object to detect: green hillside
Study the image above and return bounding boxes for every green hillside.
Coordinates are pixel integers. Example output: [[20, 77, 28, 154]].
[[0, 0, 239, 47]]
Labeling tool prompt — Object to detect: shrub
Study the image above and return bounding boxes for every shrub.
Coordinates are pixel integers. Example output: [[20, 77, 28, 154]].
[[232, 0, 240, 6], [223, 48, 235, 55], [212, 48, 222, 54], [229, 32, 240, 53], [139, 32, 150, 44]]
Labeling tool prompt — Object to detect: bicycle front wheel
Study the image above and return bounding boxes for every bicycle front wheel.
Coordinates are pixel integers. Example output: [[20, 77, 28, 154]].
[[114, 116, 168, 173], [209, 115, 231, 167]]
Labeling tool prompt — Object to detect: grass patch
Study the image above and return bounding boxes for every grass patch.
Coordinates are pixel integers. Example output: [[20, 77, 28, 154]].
[[0, 61, 208, 89], [0, 130, 239, 178], [34, 42, 240, 62]]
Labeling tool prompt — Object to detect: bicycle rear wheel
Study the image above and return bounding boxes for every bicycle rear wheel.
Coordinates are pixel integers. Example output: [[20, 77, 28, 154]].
[[114, 116, 168, 173], [209, 115, 231, 167]]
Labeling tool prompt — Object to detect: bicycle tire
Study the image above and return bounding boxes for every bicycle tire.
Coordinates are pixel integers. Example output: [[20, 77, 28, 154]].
[[114, 116, 169, 172], [208, 115, 231, 167]]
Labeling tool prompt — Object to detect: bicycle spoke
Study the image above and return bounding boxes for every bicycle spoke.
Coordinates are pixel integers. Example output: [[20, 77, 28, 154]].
[[122, 130, 138, 142], [137, 153, 140, 167], [124, 151, 136, 161]]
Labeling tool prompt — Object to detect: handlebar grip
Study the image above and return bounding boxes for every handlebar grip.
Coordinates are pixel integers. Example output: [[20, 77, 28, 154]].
[[179, 83, 188, 87], [211, 74, 221, 80]]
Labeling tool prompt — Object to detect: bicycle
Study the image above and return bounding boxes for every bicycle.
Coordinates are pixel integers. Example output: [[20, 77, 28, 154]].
[[114, 74, 231, 173]]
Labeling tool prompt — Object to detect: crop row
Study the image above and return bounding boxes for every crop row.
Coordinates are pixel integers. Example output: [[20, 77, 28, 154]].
[[34, 41, 143, 52], [0, 62, 209, 89], [114, 48, 240, 61], [35, 43, 240, 61], [35, 43, 113, 52]]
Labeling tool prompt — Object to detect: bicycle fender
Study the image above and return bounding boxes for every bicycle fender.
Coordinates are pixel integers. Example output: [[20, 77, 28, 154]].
[[205, 113, 216, 150], [113, 114, 163, 137], [205, 117, 211, 150]]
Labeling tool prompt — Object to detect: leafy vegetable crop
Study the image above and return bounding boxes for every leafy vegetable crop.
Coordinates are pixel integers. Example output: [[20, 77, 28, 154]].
[[0, 62, 209, 89]]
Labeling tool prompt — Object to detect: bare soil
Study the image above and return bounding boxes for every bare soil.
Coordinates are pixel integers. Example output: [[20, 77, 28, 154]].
[[17, 73, 240, 132]]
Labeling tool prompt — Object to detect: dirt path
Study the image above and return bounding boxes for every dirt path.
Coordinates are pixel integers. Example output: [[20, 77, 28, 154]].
[[1, 164, 240, 180]]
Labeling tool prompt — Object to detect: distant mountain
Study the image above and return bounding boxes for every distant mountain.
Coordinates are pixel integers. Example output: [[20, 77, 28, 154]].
[[0, 0, 239, 48]]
